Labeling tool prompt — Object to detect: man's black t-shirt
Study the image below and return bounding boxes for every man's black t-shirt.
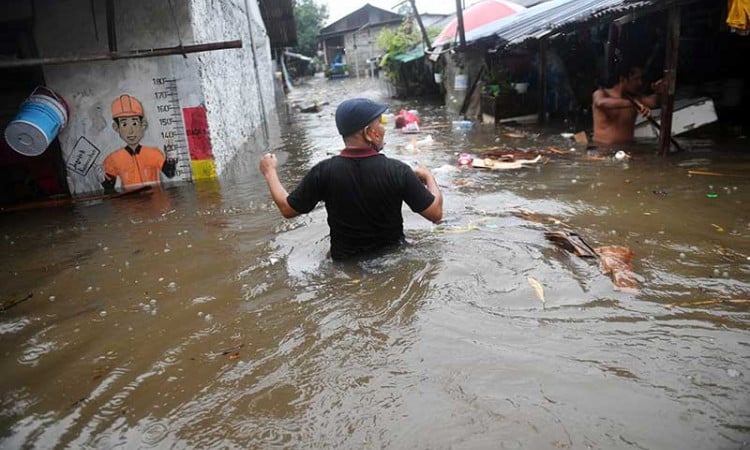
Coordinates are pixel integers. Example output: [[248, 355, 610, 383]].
[[286, 151, 435, 260]]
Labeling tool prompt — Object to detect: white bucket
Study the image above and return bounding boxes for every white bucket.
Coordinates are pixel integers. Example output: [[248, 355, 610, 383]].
[[30, 93, 68, 125], [4, 87, 70, 156], [512, 82, 529, 94]]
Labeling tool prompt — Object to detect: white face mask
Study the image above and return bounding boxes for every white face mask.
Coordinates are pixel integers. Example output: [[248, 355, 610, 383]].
[[365, 126, 384, 151]]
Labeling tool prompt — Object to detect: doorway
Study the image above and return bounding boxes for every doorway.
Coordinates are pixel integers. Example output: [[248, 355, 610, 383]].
[[0, 19, 69, 207]]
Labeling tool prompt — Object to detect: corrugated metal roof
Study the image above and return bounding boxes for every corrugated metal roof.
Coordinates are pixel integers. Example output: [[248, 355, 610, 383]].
[[258, 0, 297, 48], [428, 0, 668, 52], [319, 4, 404, 38], [443, 0, 663, 49], [491, 0, 656, 47]]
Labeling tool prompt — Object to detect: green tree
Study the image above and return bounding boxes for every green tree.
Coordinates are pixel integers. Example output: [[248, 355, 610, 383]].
[[293, 0, 328, 57], [376, 20, 421, 57], [375, 20, 422, 84]]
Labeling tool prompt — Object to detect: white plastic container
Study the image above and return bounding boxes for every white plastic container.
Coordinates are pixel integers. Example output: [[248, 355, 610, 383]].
[[512, 82, 529, 94], [454, 73, 468, 91]]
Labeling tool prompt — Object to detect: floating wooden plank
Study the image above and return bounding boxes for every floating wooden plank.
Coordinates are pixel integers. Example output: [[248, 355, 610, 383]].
[[0, 293, 33, 313], [688, 170, 750, 178], [471, 154, 542, 170]]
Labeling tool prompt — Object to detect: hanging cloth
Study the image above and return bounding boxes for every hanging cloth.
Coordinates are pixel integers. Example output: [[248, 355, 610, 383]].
[[727, 0, 750, 35]]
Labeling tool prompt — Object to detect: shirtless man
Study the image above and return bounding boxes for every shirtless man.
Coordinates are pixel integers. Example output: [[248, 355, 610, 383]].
[[592, 65, 665, 145]]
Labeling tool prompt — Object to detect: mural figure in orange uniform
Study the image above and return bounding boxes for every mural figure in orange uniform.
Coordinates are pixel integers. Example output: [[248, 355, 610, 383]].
[[101, 94, 177, 192]]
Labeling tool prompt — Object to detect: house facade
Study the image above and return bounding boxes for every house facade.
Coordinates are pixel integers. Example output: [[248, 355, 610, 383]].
[[318, 4, 404, 78]]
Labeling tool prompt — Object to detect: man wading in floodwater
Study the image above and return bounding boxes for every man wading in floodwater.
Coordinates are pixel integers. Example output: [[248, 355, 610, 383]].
[[259, 98, 443, 260], [592, 64, 665, 145]]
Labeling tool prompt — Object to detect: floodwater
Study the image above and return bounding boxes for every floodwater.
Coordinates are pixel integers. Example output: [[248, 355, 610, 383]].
[[1, 76, 749, 449]]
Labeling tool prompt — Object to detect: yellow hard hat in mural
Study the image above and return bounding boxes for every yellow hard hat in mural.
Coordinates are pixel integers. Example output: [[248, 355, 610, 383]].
[[111, 94, 144, 118]]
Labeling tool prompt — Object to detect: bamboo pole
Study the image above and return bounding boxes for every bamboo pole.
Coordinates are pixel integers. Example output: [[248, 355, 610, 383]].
[[0, 40, 242, 69]]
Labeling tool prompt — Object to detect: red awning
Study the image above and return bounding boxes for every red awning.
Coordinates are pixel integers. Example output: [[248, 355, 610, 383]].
[[433, 0, 526, 47]]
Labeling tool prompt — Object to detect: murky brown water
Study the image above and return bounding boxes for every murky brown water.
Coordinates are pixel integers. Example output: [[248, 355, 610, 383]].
[[2, 76, 749, 449]]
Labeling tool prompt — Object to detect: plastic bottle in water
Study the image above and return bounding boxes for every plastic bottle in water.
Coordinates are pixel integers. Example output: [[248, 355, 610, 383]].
[[452, 120, 473, 131]]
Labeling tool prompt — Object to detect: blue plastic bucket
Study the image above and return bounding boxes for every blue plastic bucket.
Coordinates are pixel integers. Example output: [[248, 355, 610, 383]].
[[4, 87, 68, 156]]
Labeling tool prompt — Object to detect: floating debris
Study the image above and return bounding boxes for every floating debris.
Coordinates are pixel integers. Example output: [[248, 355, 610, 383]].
[[472, 154, 543, 170], [544, 231, 598, 258], [527, 277, 546, 308], [665, 299, 750, 308], [192, 296, 216, 305], [596, 246, 638, 293], [1, 293, 33, 312]]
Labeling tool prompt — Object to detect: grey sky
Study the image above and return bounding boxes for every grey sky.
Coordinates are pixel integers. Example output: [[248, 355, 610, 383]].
[[319, 0, 479, 25]]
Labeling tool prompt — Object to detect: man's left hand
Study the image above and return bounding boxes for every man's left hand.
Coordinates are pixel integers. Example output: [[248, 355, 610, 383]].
[[651, 78, 667, 95]]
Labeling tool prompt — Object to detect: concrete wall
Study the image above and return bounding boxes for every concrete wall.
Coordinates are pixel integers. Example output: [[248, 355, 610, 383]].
[[29, 0, 273, 196], [189, 0, 275, 173]]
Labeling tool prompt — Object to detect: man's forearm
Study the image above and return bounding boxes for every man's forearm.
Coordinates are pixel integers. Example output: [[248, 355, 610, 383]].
[[264, 170, 299, 218], [424, 176, 442, 206], [422, 174, 443, 223]]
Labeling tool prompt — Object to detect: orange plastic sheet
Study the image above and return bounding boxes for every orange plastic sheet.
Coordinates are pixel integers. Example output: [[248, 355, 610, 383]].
[[596, 246, 639, 293]]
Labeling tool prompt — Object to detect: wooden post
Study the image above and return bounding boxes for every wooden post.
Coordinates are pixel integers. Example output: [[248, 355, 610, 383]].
[[408, 0, 432, 49], [659, 6, 681, 156], [538, 39, 547, 124], [455, 0, 467, 48], [604, 23, 620, 85]]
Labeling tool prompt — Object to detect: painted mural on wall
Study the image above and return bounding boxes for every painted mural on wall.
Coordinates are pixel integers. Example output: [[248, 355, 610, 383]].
[[182, 105, 217, 180], [100, 94, 177, 192], [63, 76, 197, 196]]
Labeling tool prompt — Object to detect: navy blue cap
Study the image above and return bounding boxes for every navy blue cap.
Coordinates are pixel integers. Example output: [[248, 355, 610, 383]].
[[335, 98, 388, 137]]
